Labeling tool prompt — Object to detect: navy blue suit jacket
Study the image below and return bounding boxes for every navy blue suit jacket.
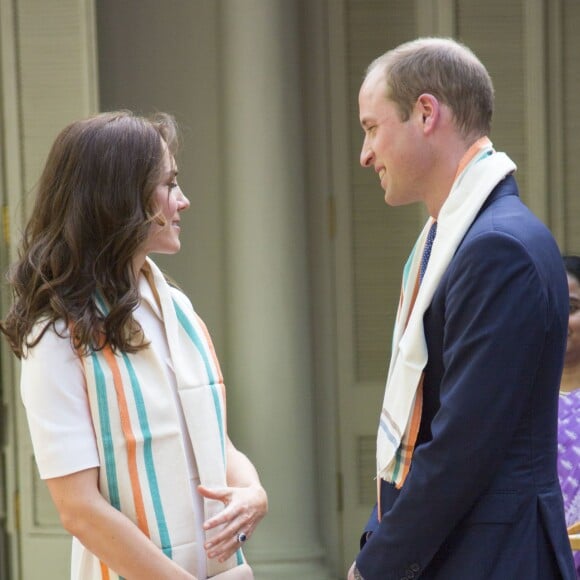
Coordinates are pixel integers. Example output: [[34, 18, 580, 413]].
[[357, 176, 576, 579]]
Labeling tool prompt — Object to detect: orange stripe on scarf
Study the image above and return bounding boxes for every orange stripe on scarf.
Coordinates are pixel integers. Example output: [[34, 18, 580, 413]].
[[102, 346, 150, 538], [378, 376, 424, 520], [395, 376, 424, 489]]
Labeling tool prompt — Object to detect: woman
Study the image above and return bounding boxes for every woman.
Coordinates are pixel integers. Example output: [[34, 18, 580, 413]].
[[1, 111, 266, 579], [560, 255, 580, 577]]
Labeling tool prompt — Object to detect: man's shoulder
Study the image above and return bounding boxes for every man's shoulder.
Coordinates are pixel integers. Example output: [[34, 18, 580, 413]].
[[467, 178, 553, 249]]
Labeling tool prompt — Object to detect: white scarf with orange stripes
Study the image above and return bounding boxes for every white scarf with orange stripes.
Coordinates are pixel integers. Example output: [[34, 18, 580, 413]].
[[377, 142, 516, 489], [76, 258, 244, 579]]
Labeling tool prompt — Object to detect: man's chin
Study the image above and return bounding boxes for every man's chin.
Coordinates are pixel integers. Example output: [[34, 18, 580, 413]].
[[383, 191, 407, 207]]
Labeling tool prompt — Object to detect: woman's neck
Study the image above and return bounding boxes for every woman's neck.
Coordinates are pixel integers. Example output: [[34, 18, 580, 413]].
[[132, 253, 147, 279], [560, 361, 580, 393]]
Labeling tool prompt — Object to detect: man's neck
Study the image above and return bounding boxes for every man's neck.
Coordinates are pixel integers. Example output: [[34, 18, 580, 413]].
[[427, 135, 492, 218]]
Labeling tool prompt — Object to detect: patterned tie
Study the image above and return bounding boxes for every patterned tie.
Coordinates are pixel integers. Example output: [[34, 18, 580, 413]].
[[420, 220, 437, 283]]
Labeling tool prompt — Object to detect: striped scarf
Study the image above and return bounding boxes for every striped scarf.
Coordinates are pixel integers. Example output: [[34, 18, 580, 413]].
[[77, 258, 243, 579], [376, 140, 517, 490]]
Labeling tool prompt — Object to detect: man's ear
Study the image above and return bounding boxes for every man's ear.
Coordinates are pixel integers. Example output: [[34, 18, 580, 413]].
[[416, 93, 440, 134]]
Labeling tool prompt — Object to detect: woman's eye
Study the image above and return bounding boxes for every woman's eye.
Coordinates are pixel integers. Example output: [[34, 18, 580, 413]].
[[168, 181, 178, 190]]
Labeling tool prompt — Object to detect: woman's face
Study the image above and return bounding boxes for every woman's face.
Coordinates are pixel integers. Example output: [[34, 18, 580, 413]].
[[565, 273, 580, 366], [143, 143, 190, 257]]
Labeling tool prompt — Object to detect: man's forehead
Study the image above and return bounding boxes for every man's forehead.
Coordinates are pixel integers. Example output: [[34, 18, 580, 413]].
[[359, 71, 388, 118], [364, 65, 387, 89], [360, 70, 387, 106]]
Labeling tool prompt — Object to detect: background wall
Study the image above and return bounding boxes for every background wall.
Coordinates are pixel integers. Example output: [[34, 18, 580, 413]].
[[98, 0, 226, 350]]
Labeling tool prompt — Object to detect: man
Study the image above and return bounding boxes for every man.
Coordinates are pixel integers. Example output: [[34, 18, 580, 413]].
[[349, 37, 576, 579]]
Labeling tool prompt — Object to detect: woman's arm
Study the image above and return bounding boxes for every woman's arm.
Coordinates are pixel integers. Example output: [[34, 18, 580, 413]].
[[46, 467, 197, 580], [198, 437, 268, 562]]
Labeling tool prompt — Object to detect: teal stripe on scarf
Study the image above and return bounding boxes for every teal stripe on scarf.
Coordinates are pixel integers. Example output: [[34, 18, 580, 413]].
[[173, 299, 226, 462], [94, 291, 171, 557], [392, 447, 403, 483], [95, 293, 107, 314], [380, 418, 403, 483], [91, 353, 121, 510], [391, 241, 420, 349], [121, 352, 172, 558], [208, 384, 226, 463], [389, 238, 421, 483], [402, 239, 420, 289]]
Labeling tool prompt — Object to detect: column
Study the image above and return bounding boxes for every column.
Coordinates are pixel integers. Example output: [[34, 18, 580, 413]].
[[221, 1, 330, 578]]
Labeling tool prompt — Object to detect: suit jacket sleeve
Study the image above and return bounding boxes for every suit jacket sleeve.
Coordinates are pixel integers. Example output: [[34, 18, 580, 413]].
[[356, 231, 554, 579]]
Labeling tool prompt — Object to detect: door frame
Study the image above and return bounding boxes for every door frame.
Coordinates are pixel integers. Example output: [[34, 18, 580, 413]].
[[0, 0, 99, 577], [0, 0, 25, 576]]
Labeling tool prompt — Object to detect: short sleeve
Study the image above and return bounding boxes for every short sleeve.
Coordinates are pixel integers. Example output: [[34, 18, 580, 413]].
[[20, 323, 100, 479]]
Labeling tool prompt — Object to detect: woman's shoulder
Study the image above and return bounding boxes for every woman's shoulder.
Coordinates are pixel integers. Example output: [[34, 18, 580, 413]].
[[25, 318, 71, 354], [168, 283, 197, 316], [144, 258, 201, 323], [21, 318, 81, 384]]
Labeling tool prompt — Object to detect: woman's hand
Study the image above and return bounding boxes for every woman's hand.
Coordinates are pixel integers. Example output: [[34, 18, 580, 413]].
[[199, 483, 268, 562]]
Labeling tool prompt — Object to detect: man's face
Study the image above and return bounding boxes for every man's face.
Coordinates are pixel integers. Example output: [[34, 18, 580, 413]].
[[358, 68, 426, 207]]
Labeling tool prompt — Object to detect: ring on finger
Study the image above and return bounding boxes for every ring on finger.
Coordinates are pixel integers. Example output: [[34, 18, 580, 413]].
[[235, 532, 248, 544]]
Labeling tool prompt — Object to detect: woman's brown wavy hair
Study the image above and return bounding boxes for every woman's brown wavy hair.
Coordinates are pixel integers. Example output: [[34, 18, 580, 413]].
[[1, 110, 178, 358]]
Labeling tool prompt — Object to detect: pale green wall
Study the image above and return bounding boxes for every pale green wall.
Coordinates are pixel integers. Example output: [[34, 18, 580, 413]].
[[98, 0, 227, 354]]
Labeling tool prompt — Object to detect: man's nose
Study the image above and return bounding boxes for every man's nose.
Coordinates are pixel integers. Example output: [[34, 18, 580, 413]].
[[360, 142, 374, 167]]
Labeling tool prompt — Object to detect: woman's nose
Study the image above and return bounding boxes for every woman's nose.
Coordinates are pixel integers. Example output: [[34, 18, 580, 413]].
[[179, 191, 190, 210]]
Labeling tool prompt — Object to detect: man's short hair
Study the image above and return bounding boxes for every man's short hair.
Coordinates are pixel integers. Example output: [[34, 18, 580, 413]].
[[367, 37, 494, 139]]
